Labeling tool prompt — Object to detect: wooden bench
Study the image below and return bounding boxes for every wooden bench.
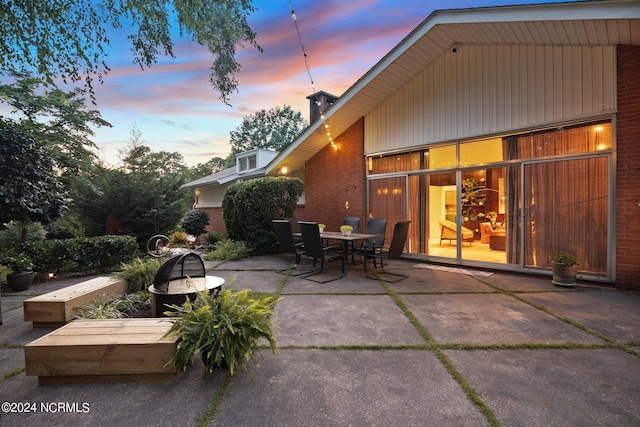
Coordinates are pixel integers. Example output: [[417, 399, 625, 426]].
[[24, 318, 179, 384], [23, 276, 129, 327]]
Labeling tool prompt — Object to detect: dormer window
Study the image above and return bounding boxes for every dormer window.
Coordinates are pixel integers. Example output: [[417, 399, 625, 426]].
[[238, 154, 257, 172]]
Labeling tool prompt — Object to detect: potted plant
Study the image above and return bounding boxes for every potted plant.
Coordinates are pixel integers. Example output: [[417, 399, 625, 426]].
[[1, 251, 34, 291], [318, 224, 326, 233], [164, 287, 280, 376], [549, 251, 580, 287], [340, 224, 353, 236]]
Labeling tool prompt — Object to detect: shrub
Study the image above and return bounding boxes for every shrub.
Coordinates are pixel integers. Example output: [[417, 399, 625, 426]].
[[169, 230, 188, 246], [204, 239, 250, 261], [116, 257, 163, 293], [74, 292, 150, 319], [23, 235, 138, 275], [222, 177, 303, 255], [0, 221, 47, 250], [204, 231, 224, 245], [181, 209, 210, 238], [164, 287, 280, 375]]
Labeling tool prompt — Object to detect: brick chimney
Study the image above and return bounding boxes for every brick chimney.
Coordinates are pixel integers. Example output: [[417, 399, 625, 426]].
[[306, 91, 338, 123]]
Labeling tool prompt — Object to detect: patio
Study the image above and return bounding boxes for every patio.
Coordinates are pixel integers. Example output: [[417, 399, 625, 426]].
[[1, 254, 639, 426]]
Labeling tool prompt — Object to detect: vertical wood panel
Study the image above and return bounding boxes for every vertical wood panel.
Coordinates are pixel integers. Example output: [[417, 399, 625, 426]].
[[364, 45, 616, 155]]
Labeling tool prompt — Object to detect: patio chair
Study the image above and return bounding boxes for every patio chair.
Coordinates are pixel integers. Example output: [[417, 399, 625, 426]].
[[363, 221, 411, 282], [343, 217, 361, 263], [273, 219, 307, 275], [298, 221, 343, 283], [355, 217, 387, 265]]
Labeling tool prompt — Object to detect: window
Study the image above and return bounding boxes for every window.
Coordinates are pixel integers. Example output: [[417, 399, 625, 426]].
[[238, 154, 257, 172]]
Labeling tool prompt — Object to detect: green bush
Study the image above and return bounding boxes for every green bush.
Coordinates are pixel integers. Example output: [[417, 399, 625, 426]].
[[22, 235, 138, 275], [116, 257, 163, 293], [0, 221, 47, 250], [165, 288, 280, 375], [222, 177, 303, 255], [74, 292, 151, 319], [169, 230, 188, 246], [204, 231, 224, 245], [181, 209, 210, 237], [205, 239, 250, 261]]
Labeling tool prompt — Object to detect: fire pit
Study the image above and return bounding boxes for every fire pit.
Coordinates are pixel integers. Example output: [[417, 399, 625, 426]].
[[148, 252, 224, 317]]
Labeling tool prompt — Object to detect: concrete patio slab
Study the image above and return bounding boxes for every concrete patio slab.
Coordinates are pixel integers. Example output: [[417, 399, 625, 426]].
[[445, 348, 640, 427], [402, 293, 603, 345], [213, 349, 490, 427], [273, 294, 426, 346], [0, 362, 223, 426], [524, 289, 640, 343], [208, 270, 283, 293], [387, 266, 495, 293]]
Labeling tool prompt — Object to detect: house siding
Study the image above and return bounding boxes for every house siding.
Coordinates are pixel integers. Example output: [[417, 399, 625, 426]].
[[616, 44, 640, 291], [304, 119, 366, 232], [365, 44, 616, 154]]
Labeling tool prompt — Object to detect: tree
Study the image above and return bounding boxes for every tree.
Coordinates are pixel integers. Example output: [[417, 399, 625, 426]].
[[0, 72, 111, 179], [181, 210, 210, 239], [0, 121, 69, 242], [187, 157, 228, 181], [0, 0, 260, 104], [69, 139, 191, 245], [226, 105, 307, 166]]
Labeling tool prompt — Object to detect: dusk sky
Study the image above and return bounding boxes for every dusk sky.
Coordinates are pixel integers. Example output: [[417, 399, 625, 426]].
[[10, 0, 575, 167]]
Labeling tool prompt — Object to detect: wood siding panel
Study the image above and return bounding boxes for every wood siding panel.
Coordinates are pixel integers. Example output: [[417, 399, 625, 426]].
[[365, 44, 616, 154]]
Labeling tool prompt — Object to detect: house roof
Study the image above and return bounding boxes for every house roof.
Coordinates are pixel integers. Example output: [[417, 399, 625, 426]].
[[266, 0, 640, 176], [182, 167, 236, 188]]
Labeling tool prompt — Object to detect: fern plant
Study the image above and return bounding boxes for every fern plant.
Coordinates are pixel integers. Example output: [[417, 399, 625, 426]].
[[74, 292, 151, 319], [116, 257, 163, 293], [164, 287, 280, 376]]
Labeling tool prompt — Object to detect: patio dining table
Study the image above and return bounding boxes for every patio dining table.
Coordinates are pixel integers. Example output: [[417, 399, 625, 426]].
[[296, 231, 381, 277]]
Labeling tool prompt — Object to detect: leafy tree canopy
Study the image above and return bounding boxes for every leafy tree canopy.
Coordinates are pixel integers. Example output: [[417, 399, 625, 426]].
[[0, 121, 69, 228], [187, 157, 228, 181], [226, 105, 307, 166], [0, 72, 111, 177], [0, 0, 261, 104]]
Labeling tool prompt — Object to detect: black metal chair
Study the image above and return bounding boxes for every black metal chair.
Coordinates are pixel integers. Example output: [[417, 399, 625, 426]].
[[298, 221, 343, 283], [363, 221, 411, 282], [273, 219, 306, 275], [343, 217, 361, 264], [355, 217, 387, 264]]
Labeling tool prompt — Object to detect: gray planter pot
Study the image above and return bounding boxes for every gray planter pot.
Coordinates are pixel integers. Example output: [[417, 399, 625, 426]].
[[552, 262, 577, 287]]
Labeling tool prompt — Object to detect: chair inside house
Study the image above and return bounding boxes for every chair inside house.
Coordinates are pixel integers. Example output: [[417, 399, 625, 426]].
[[343, 217, 361, 263], [362, 221, 411, 282], [273, 219, 306, 275], [439, 219, 474, 246], [298, 221, 343, 283], [479, 222, 495, 244]]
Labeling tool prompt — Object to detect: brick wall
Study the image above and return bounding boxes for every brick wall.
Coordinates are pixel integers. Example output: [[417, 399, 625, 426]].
[[303, 118, 366, 232], [616, 44, 640, 291]]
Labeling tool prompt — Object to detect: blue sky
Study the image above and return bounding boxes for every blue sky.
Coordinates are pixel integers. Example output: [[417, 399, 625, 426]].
[[7, 0, 577, 167]]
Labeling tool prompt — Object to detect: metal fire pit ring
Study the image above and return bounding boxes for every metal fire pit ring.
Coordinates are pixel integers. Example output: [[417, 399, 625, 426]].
[[148, 276, 224, 317]]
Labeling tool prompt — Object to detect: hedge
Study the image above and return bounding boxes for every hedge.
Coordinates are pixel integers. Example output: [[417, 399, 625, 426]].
[[22, 235, 139, 275]]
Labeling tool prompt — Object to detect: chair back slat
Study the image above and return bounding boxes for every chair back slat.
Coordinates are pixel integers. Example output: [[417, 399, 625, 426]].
[[343, 217, 360, 233], [273, 220, 298, 255], [387, 221, 411, 259], [299, 221, 325, 259], [366, 217, 387, 246]]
